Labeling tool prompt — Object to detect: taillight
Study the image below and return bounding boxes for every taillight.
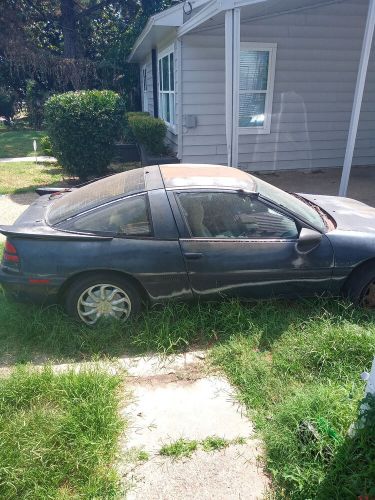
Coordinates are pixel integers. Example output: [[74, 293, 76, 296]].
[[2, 239, 20, 266]]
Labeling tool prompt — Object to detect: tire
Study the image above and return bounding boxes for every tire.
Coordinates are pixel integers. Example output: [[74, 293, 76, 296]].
[[64, 273, 141, 325], [344, 264, 375, 309]]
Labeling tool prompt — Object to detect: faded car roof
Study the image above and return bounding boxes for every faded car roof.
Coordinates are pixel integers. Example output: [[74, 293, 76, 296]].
[[159, 164, 256, 191]]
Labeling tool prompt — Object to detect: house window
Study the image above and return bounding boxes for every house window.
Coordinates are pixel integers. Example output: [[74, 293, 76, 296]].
[[142, 65, 148, 112], [158, 48, 175, 127], [239, 43, 277, 134]]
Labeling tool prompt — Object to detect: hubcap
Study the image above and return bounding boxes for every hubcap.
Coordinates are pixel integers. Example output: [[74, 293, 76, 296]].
[[361, 281, 375, 309], [77, 283, 131, 325]]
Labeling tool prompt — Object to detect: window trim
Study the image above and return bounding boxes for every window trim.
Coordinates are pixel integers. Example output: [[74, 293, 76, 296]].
[[238, 42, 277, 135], [141, 64, 148, 112], [158, 44, 176, 132], [56, 192, 154, 239]]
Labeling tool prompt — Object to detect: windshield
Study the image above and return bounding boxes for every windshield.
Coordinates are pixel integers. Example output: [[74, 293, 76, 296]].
[[47, 169, 145, 225], [255, 177, 326, 232]]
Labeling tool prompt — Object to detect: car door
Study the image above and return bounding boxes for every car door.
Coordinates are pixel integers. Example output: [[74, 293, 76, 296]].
[[56, 189, 192, 302], [169, 190, 334, 299]]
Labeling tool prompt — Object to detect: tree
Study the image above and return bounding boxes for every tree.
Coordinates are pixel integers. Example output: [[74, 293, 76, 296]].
[[0, 0, 172, 98]]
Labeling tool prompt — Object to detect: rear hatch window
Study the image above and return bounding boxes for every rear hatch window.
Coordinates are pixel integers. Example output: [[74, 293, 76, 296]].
[[47, 169, 145, 225]]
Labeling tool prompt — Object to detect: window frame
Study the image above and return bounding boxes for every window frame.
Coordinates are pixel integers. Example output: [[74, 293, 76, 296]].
[[158, 44, 175, 131], [141, 64, 148, 112], [238, 42, 277, 135], [174, 189, 300, 241], [55, 192, 155, 239]]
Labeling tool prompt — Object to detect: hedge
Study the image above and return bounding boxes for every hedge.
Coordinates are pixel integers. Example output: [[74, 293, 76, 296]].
[[45, 90, 125, 179], [127, 112, 167, 155]]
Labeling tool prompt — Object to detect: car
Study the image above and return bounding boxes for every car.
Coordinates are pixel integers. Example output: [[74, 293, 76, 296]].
[[1, 163, 375, 325]]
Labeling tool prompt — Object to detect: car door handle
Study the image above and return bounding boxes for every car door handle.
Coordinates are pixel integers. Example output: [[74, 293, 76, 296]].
[[184, 252, 203, 260]]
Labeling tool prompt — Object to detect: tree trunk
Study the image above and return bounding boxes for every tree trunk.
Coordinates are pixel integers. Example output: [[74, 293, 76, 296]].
[[60, 0, 79, 58]]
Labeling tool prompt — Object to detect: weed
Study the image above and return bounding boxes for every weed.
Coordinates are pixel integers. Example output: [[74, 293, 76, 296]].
[[201, 435, 230, 452], [159, 438, 198, 458], [137, 450, 149, 461]]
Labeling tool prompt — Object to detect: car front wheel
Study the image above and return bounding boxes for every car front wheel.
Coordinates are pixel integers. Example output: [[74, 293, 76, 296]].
[[64, 273, 141, 325], [345, 265, 375, 309]]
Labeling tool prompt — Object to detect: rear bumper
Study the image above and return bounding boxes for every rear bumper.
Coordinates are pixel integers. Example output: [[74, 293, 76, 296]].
[[0, 267, 62, 305]]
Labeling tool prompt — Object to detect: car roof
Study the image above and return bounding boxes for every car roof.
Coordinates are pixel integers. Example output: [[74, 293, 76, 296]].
[[159, 164, 256, 192]]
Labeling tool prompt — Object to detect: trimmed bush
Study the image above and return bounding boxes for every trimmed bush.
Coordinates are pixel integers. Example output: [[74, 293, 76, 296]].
[[45, 90, 125, 179], [127, 112, 167, 154], [40, 135, 53, 156]]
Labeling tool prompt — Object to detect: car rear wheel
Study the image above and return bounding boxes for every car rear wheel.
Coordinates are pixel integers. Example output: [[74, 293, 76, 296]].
[[345, 265, 375, 309], [64, 273, 141, 325]]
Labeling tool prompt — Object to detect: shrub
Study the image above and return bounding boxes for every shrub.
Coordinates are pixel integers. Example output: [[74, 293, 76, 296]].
[[45, 90, 126, 179], [0, 87, 17, 124], [26, 80, 48, 129], [127, 112, 167, 154], [40, 135, 53, 156]]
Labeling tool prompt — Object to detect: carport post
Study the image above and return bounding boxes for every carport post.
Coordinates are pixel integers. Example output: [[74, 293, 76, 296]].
[[225, 6, 240, 168], [339, 0, 375, 197]]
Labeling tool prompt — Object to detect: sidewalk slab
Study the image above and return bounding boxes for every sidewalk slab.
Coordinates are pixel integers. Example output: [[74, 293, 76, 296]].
[[0, 156, 56, 163], [121, 355, 269, 500]]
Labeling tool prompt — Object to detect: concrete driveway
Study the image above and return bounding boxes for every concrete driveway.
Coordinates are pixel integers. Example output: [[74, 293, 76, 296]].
[[256, 165, 375, 207]]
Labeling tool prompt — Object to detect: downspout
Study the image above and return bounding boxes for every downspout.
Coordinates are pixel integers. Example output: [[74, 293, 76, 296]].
[[339, 0, 375, 196]]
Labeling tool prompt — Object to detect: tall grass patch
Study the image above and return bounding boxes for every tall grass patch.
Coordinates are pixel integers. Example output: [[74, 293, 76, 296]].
[[0, 366, 124, 499], [211, 301, 375, 499]]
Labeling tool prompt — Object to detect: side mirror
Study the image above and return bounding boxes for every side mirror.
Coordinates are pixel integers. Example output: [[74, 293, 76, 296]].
[[297, 228, 322, 253]]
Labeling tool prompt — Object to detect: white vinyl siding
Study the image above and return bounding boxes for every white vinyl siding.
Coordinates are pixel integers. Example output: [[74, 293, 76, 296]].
[[158, 46, 175, 128], [238, 42, 276, 134], [180, 0, 375, 171]]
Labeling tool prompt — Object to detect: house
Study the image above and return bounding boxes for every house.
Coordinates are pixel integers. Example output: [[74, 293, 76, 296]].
[[128, 0, 375, 195]]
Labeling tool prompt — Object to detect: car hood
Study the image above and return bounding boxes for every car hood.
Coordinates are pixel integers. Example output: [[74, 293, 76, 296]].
[[299, 193, 375, 232]]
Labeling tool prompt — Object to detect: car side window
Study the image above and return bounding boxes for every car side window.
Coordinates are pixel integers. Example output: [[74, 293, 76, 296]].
[[61, 194, 152, 236], [177, 192, 298, 239]]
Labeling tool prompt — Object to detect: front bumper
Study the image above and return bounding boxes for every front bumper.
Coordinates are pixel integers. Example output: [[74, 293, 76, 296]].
[[0, 267, 62, 305]]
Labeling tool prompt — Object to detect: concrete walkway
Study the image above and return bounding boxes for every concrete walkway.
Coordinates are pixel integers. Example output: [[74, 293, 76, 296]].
[[0, 156, 56, 163], [0, 353, 270, 499], [120, 352, 269, 500]]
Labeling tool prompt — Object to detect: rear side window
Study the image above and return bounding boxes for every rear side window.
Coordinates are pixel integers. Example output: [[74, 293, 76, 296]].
[[48, 169, 145, 225], [59, 194, 152, 236]]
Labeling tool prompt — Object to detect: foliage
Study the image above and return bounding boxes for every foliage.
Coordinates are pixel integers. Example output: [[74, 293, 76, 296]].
[[0, 87, 17, 123], [45, 90, 126, 178], [127, 112, 167, 154], [40, 135, 53, 156], [0, 366, 124, 499], [25, 80, 49, 129], [0, 0, 172, 101]]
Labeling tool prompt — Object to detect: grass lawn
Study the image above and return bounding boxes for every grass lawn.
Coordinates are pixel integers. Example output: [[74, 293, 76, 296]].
[[0, 366, 125, 499], [0, 129, 44, 158], [0, 161, 66, 194]]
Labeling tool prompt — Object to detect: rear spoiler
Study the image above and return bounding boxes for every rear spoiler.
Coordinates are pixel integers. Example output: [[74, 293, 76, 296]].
[[0, 225, 113, 241], [35, 187, 73, 196]]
